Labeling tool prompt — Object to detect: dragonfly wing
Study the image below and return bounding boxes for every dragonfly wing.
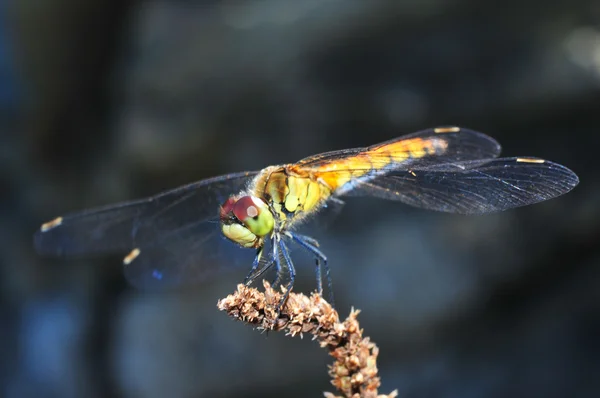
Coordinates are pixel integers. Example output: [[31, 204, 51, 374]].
[[297, 197, 346, 234], [122, 221, 266, 290], [34, 171, 258, 290], [296, 127, 502, 169], [340, 158, 579, 214], [35, 172, 256, 255]]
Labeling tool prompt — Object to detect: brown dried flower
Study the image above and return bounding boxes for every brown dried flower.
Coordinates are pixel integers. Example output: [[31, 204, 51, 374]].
[[217, 281, 397, 398]]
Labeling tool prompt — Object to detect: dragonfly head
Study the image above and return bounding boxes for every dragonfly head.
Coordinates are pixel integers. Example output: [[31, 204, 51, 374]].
[[219, 195, 274, 248]]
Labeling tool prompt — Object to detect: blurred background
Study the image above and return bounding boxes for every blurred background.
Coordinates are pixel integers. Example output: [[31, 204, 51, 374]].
[[2, 0, 599, 397]]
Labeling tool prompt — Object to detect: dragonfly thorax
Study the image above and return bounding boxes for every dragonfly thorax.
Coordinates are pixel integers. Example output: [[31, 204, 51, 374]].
[[219, 195, 274, 248]]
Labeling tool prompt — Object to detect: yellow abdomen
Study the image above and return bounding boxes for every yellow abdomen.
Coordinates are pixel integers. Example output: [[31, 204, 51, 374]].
[[250, 136, 444, 228]]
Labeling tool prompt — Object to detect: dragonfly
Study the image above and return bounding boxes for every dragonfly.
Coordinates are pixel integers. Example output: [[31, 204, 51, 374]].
[[34, 126, 579, 309]]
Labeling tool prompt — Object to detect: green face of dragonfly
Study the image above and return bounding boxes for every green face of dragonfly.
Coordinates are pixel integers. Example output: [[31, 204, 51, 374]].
[[219, 195, 274, 248]]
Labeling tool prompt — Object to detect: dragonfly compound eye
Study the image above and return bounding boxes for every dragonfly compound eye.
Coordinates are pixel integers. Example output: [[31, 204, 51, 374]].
[[232, 196, 274, 237], [220, 196, 274, 248], [219, 197, 237, 220]]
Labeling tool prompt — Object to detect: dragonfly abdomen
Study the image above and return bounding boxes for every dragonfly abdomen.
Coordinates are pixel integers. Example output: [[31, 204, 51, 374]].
[[290, 136, 448, 195]]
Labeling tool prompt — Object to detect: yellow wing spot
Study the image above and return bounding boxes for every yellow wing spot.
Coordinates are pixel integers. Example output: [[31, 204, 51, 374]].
[[407, 139, 436, 158], [41, 217, 63, 232], [123, 248, 141, 265], [409, 170, 417, 177], [516, 158, 545, 164], [434, 126, 460, 134]]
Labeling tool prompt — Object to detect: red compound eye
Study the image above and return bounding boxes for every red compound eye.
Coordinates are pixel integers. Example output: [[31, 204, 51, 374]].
[[219, 197, 237, 219], [232, 196, 260, 221]]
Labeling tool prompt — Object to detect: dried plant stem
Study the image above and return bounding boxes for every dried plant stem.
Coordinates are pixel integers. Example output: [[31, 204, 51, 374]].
[[217, 281, 397, 398]]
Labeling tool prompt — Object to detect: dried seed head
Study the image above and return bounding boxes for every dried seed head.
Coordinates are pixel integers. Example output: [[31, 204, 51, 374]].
[[218, 281, 397, 398]]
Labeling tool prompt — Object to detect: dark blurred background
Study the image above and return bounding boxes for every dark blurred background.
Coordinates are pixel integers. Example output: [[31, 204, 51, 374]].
[[2, 1, 599, 397]]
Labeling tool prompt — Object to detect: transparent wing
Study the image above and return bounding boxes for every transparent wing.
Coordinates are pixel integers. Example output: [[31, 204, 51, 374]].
[[297, 127, 502, 169], [122, 221, 271, 291], [34, 171, 258, 290], [297, 197, 346, 233], [340, 158, 579, 214]]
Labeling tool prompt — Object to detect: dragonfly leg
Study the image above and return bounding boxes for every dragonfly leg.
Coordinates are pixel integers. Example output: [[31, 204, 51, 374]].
[[289, 233, 334, 308], [244, 242, 290, 321], [276, 239, 295, 313], [314, 257, 323, 296], [244, 246, 276, 286], [244, 247, 264, 285], [271, 239, 282, 287], [271, 266, 285, 290], [296, 234, 320, 247]]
